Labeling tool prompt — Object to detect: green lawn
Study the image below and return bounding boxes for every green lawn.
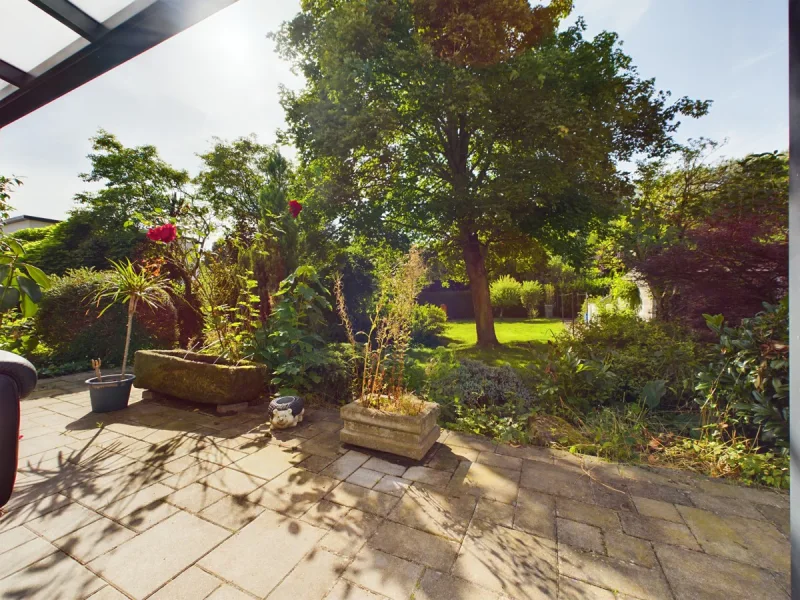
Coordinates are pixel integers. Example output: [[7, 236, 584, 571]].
[[413, 318, 565, 369]]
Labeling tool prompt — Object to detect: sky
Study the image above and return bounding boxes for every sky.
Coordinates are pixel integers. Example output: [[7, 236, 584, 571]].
[[0, 0, 789, 220]]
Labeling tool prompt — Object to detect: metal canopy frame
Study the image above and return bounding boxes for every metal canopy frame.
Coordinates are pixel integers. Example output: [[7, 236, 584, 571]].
[[0, 0, 239, 128]]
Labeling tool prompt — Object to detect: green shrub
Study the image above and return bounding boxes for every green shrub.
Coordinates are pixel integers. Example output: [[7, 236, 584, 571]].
[[0, 312, 39, 357], [411, 304, 447, 346], [423, 348, 534, 443], [695, 299, 788, 447], [11, 226, 53, 243], [445, 400, 532, 444], [24, 208, 144, 275], [662, 437, 789, 488], [519, 281, 543, 317], [523, 312, 702, 411], [305, 342, 360, 405], [609, 276, 641, 311], [543, 283, 555, 304], [425, 348, 533, 421], [254, 265, 332, 395], [37, 360, 102, 379], [521, 346, 618, 416], [490, 275, 521, 316], [33, 268, 177, 365]]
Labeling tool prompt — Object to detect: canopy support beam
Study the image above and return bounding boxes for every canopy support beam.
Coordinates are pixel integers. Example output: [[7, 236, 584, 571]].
[[28, 0, 109, 42]]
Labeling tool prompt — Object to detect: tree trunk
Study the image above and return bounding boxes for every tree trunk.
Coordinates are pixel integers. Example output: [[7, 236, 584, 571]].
[[461, 230, 499, 347], [121, 297, 136, 376]]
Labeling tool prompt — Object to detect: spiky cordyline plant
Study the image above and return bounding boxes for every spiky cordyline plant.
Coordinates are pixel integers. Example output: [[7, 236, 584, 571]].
[[94, 259, 171, 376]]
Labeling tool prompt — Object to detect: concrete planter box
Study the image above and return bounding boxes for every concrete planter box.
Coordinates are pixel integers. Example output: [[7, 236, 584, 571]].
[[340, 399, 440, 460], [133, 350, 266, 405]]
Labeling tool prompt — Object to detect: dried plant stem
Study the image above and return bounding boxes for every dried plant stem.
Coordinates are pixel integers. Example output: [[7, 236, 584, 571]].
[[91, 359, 102, 382], [333, 274, 356, 347], [359, 248, 427, 412]]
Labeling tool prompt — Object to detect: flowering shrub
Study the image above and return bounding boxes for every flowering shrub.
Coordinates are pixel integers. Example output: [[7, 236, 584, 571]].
[[146, 223, 177, 243], [288, 200, 303, 218]]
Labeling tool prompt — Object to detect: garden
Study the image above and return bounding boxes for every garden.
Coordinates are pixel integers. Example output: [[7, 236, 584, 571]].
[[0, 2, 789, 490]]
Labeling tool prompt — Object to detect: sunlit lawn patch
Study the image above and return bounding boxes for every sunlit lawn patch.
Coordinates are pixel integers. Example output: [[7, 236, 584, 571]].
[[425, 318, 565, 369]]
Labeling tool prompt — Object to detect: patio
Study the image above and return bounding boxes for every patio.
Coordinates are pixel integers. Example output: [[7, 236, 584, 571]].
[[0, 373, 790, 600]]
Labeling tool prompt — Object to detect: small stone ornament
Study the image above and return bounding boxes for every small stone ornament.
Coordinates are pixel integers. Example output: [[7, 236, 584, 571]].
[[269, 395, 305, 429]]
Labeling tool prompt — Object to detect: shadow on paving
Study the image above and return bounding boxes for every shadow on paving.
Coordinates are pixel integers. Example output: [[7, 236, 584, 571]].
[[6, 377, 790, 600]]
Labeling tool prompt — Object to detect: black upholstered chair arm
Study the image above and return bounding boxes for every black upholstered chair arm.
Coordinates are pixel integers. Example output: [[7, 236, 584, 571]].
[[0, 350, 37, 399]]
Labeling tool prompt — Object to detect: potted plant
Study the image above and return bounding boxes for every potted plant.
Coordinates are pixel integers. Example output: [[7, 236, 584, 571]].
[[543, 283, 556, 319], [87, 259, 170, 413], [335, 249, 440, 460]]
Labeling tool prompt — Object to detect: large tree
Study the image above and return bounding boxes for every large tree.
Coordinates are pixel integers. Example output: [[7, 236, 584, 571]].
[[275, 0, 708, 346], [77, 130, 194, 221], [196, 136, 288, 236]]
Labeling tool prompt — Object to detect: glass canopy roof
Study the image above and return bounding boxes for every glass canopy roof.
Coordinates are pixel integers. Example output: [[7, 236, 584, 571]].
[[0, 0, 240, 128]]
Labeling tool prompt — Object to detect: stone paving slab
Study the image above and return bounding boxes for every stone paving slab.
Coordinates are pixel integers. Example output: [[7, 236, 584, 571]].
[[149, 565, 222, 599], [655, 543, 788, 600], [199, 509, 325, 598], [343, 547, 425, 600], [89, 511, 229, 599], [453, 519, 558, 599], [1, 376, 791, 600], [266, 548, 349, 600], [368, 520, 460, 571], [0, 550, 105, 600], [53, 516, 136, 563]]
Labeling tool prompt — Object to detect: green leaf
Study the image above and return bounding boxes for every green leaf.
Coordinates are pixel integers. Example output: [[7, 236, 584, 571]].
[[639, 379, 667, 409], [20, 293, 38, 318], [0, 285, 20, 311], [23, 263, 51, 289], [0, 264, 9, 284], [5, 238, 24, 257], [17, 275, 42, 303]]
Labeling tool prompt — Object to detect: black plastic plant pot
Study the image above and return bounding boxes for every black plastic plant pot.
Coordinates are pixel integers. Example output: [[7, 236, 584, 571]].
[[86, 374, 135, 413]]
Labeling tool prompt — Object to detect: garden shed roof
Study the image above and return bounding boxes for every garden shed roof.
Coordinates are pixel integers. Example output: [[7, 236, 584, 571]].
[[0, 0, 239, 128]]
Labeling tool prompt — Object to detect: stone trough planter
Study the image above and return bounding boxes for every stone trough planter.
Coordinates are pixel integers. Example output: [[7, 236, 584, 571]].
[[133, 350, 266, 405], [340, 398, 440, 460]]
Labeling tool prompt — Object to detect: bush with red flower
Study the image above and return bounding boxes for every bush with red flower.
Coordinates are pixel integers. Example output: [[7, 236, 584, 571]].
[[288, 200, 303, 218], [146, 223, 178, 243]]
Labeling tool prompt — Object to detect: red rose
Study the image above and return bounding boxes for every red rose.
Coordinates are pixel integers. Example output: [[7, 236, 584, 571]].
[[147, 223, 177, 243], [288, 200, 303, 218]]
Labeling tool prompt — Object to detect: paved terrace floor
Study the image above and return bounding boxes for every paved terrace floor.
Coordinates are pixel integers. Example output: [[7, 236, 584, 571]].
[[0, 372, 790, 600]]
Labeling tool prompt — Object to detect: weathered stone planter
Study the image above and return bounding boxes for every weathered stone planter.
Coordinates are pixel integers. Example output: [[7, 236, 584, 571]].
[[340, 399, 440, 460], [133, 350, 266, 405]]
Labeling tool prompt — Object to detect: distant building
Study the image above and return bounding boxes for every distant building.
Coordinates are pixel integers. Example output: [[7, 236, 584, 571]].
[[2, 215, 60, 234]]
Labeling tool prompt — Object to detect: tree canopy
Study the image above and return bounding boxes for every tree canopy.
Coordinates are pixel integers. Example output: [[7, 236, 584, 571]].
[[275, 0, 709, 345], [604, 142, 789, 325]]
